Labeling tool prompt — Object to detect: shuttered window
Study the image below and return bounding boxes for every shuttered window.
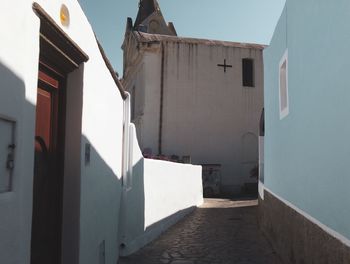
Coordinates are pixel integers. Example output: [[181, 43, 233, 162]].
[[242, 58, 254, 87]]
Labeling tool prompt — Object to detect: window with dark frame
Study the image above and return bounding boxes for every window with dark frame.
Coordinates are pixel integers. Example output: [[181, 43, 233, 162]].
[[242, 58, 254, 87]]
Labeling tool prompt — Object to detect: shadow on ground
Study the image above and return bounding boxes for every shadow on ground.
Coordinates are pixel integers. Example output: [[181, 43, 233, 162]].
[[119, 199, 283, 264]]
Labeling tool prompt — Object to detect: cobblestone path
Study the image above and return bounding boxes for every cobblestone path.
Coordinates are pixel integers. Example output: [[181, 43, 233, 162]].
[[119, 199, 283, 264]]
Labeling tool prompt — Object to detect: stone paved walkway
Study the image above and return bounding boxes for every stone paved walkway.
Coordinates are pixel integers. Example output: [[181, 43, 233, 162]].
[[119, 199, 283, 264]]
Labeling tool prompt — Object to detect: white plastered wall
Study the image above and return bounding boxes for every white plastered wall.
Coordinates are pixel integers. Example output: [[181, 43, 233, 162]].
[[162, 43, 263, 192], [0, 1, 124, 263], [0, 1, 40, 263], [129, 41, 264, 194], [139, 52, 162, 153], [119, 96, 203, 256]]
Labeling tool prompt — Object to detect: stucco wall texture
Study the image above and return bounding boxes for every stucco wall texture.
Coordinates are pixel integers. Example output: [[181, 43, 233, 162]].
[[119, 123, 203, 256], [130, 41, 264, 193], [0, 1, 124, 263], [264, 0, 350, 247], [0, 1, 207, 264]]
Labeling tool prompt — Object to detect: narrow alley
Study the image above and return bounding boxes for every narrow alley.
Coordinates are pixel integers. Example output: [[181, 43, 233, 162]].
[[119, 199, 283, 264]]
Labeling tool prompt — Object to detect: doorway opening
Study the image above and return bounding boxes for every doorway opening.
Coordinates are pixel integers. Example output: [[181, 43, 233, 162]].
[[31, 62, 67, 264], [31, 3, 89, 263]]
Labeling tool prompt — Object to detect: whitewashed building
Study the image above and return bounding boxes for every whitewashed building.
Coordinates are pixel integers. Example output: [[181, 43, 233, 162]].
[[0, 1, 203, 263], [122, 0, 265, 195]]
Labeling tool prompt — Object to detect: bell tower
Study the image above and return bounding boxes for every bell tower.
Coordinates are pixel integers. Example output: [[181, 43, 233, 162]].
[[133, 0, 177, 36]]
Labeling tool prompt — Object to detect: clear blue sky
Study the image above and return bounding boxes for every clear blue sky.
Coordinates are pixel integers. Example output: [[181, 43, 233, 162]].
[[78, 0, 285, 74]]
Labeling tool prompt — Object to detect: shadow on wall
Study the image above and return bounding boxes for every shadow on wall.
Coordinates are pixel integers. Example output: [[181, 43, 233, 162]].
[[118, 122, 203, 256], [0, 62, 35, 264], [0, 61, 124, 264], [118, 157, 145, 256], [118, 155, 196, 257], [79, 135, 123, 264]]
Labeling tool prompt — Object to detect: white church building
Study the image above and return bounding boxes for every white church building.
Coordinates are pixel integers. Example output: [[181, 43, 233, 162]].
[[122, 0, 265, 196]]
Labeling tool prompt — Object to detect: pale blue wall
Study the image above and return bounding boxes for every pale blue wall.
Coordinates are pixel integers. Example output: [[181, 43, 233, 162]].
[[264, 0, 350, 240]]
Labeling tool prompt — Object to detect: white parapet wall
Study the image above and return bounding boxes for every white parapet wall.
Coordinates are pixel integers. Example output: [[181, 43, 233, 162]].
[[144, 159, 203, 230], [119, 115, 203, 256]]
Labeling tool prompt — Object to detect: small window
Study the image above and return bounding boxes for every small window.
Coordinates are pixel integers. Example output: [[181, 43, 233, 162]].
[[242, 58, 254, 87], [279, 50, 289, 119]]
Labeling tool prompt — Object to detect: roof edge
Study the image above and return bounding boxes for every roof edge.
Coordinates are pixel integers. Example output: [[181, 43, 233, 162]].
[[133, 31, 267, 50]]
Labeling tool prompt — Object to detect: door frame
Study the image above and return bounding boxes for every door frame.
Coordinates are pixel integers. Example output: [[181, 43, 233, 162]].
[[32, 2, 89, 263]]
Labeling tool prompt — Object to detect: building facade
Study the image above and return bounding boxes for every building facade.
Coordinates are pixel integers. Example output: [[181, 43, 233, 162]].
[[0, 1, 202, 263], [122, 0, 265, 195], [259, 1, 350, 263]]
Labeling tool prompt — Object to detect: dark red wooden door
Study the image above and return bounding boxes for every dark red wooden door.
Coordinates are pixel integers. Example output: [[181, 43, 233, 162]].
[[35, 88, 52, 149], [31, 65, 65, 264]]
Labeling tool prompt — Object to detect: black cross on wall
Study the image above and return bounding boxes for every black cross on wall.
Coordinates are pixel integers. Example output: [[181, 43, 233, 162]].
[[217, 59, 232, 73]]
